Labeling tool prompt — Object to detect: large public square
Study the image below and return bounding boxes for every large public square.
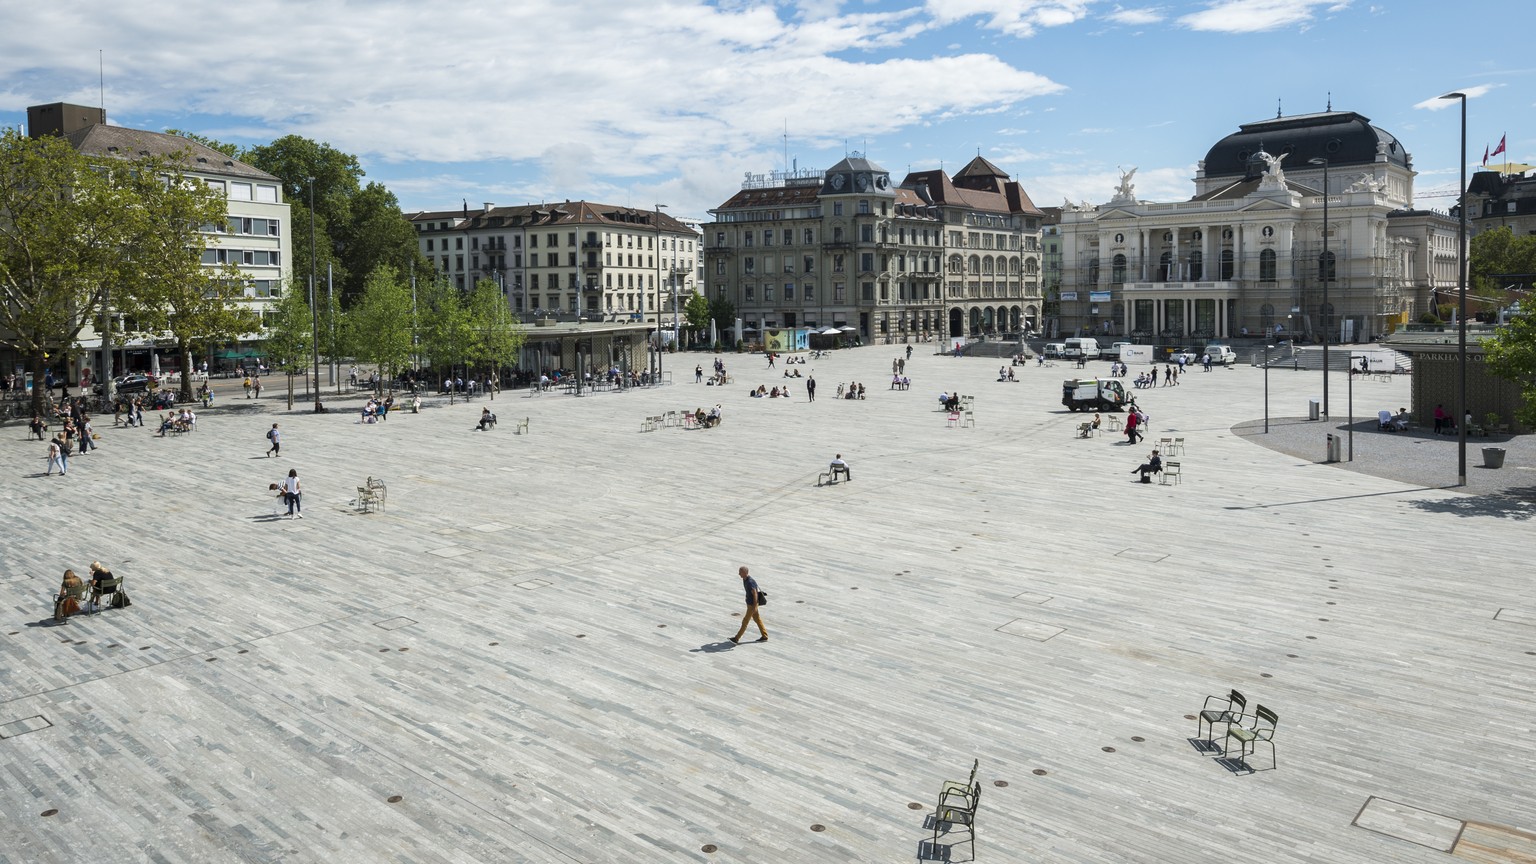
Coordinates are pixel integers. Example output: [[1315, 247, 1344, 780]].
[[1, 347, 1532, 863]]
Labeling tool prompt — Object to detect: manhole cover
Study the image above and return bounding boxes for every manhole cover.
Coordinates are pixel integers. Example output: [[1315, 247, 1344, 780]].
[[993, 780, 1008, 787], [397, 648, 409, 652], [41, 809, 58, 817], [1260, 673, 1272, 678], [1183, 714, 1196, 720], [1102, 746, 1116, 753], [1130, 737, 1145, 743], [908, 802, 924, 810], [489, 642, 499, 646], [139, 646, 151, 651], [810, 824, 826, 832], [205, 657, 217, 662], [701, 844, 718, 853], [387, 795, 403, 803], [378, 648, 390, 653], [1032, 769, 1048, 776], [1286, 654, 1298, 658], [237, 650, 248, 654], [575, 634, 586, 638]]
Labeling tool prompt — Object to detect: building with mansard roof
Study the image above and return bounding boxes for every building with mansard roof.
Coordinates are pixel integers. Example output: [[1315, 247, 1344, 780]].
[[1054, 109, 1458, 344], [704, 153, 1043, 346]]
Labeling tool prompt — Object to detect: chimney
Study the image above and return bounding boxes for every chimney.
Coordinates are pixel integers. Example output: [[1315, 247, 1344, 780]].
[[483, 202, 494, 213]]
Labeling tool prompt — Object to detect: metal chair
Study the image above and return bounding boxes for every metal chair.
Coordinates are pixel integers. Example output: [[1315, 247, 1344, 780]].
[[88, 576, 124, 614], [938, 759, 978, 809], [1161, 460, 1182, 485], [1197, 689, 1246, 744], [932, 781, 980, 859], [1225, 704, 1279, 770], [1171, 437, 1186, 455]]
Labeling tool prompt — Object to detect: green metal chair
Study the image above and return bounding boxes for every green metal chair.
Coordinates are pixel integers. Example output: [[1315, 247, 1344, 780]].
[[938, 759, 978, 809], [89, 576, 124, 614], [53, 581, 88, 623], [1225, 704, 1278, 770], [932, 781, 980, 859], [1197, 689, 1246, 744]]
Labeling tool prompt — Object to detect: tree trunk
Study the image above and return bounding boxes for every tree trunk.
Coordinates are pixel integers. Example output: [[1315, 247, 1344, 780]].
[[29, 350, 46, 419], [178, 342, 195, 403]]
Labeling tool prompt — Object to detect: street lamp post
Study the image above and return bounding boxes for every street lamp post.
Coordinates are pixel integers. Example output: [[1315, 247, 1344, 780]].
[[1308, 157, 1331, 417], [653, 203, 667, 385], [307, 177, 321, 410], [1440, 90, 1469, 486], [1264, 343, 1274, 433], [1348, 352, 1356, 461]]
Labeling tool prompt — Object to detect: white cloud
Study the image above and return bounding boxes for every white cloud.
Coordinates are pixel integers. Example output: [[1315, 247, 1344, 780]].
[[1105, 6, 1165, 25], [1412, 84, 1499, 111], [1177, 0, 1342, 33], [924, 0, 1092, 38], [0, 1, 1067, 214]]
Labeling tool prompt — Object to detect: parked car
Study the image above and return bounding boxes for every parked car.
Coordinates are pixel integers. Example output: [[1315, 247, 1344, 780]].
[[95, 373, 155, 395], [1160, 347, 1199, 365]]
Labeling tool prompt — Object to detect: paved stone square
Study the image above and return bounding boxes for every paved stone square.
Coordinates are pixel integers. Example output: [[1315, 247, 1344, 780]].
[[0, 348, 1532, 863]]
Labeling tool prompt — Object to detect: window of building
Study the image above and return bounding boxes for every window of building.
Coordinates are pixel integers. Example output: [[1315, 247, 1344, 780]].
[[568, 232, 576, 246], [834, 282, 846, 302], [531, 274, 540, 290], [1318, 250, 1336, 283], [833, 254, 844, 272], [1189, 251, 1204, 281], [861, 282, 874, 302], [1259, 248, 1277, 281], [456, 238, 464, 250], [803, 282, 814, 303], [861, 225, 874, 242], [743, 232, 754, 247], [763, 230, 774, 247], [804, 255, 814, 273], [784, 284, 794, 301], [256, 185, 278, 203], [804, 228, 815, 244], [229, 182, 252, 201], [764, 285, 774, 302], [744, 257, 755, 274], [716, 260, 726, 275], [426, 239, 435, 251], [783, 258, 794, 273], [858, 200, 870, 214], [715, 231, 725, 246], [530, 234, 538, 247], [833, 202, 844, 216], [745, 285, 755, 302], [860, 253, 874, 272], [1111, 254, 1126, 284], [1088, 260, 1100, 285], [1219, 249, 1234, 280]]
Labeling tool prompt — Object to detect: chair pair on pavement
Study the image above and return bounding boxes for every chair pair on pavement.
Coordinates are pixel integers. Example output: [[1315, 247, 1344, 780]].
[[53, 575, 126, 623], [1196, 689, 1278, 770], [931, 759, 981, 858]]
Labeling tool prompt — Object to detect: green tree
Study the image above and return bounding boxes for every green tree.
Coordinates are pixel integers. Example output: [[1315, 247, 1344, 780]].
[[112, 153, 260, 402], [684, 292, 711, 337], [0, 128, 135, 415], [707, 295, 736, 344], [420, 276, 474, 401], [1483, 309, 1536, 429], [263, 282, 313, 407], [347, 264, 414, 392], [466, 277, 525, 397], [1469, 227, 1536, 314], [339, 183, 426, 301]]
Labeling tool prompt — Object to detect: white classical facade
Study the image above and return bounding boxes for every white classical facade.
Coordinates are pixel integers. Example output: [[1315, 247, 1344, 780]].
[[1055, 110, 1458, 343]]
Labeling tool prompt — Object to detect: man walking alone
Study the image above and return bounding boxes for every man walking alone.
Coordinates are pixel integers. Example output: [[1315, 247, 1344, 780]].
[[729, 565, 768, 644], [266, 423, 281, 457]]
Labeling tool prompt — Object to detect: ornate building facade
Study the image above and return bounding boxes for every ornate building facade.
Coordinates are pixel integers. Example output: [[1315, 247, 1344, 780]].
[[1055, 110, 1458, 343], [705, 154, 1043, 345]]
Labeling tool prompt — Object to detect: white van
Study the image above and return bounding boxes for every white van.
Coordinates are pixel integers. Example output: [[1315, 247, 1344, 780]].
[[1043, 342, 1067, 359], [1063, 337, 1101, 360]]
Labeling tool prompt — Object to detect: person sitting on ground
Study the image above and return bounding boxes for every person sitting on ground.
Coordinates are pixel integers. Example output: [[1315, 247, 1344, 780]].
[[1394, 407, 1410, 432], [476, 407, 496, 431], [1007, 366, 1016, 381], [998, 366, 1009, 381], [411, 394, 422, 413], [1131, 448, 1162, 483], [830, 453, 851, 481], [769, 386, 780, 398], [857, 383, 866, 399]]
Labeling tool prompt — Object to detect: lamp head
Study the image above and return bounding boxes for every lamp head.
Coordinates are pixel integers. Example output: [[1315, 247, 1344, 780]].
[[1308, 158, 1327, 167], [1439, 92, 1465, 101]]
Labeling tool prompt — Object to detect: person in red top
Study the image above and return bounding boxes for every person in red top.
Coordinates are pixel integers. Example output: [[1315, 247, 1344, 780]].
[[1433, 404, 1447, 434], [1124, 408, 1140, 444]]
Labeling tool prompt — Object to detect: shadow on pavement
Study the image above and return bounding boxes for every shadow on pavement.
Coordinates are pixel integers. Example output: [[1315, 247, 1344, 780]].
[[1408, 486, 1536, 520]]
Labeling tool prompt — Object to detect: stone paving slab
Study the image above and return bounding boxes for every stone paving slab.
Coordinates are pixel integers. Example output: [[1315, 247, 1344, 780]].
[[0, 348, 1532, 862]]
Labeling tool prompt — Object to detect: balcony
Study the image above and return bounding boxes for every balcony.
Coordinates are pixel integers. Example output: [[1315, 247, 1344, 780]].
[[705, 245, 733, 255], [581, 259, 604, 273], [581, 240, 604, 250], [822, 239, 853, 250]]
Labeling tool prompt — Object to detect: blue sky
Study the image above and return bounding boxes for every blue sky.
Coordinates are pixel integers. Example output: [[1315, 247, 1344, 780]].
[[1, 1, 1527, 220]]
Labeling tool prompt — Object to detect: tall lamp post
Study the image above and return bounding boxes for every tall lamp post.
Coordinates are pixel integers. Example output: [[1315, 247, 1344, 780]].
[[1263, 343, 1274, 433], [1308, 157, 1331, 417], [1440, 90, 1469, 486], [307, 177, 321, 410], [653, 203, 667, 384]]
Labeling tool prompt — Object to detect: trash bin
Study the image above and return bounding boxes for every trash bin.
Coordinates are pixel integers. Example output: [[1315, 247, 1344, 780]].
[[1325, 433, 1341, 463], [1308, 399, 1321, 421], [1483, 447, 1506, 469]]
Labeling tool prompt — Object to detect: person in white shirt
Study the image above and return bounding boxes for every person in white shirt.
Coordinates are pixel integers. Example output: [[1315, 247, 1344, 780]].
[[280, 469, 302, 519], [829, 454, 851, 481]]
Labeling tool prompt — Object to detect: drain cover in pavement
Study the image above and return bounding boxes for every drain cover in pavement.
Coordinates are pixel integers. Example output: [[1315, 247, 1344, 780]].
[[1353, 797, 1462, 852], [996, 619, 1065, 641]]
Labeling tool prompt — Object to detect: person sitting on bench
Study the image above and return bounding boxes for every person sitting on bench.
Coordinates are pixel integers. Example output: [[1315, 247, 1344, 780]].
[[829, 454, 851, 482], [1131, 449, 1162, 483]]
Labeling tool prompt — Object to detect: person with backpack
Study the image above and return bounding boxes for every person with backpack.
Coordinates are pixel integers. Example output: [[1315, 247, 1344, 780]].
[[265, 423, 281, 457], [46, 436, 66, 476]]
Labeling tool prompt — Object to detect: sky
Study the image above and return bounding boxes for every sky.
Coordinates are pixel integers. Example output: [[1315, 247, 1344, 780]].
[[1, 1, 1528, 221]]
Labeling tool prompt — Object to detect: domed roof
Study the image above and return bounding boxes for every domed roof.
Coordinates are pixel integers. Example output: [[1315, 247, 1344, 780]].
[[1203, 111, 1407, 180]]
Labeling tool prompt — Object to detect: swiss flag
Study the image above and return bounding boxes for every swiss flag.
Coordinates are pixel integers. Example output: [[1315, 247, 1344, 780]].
[[1491, 134, 1507, 158]]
